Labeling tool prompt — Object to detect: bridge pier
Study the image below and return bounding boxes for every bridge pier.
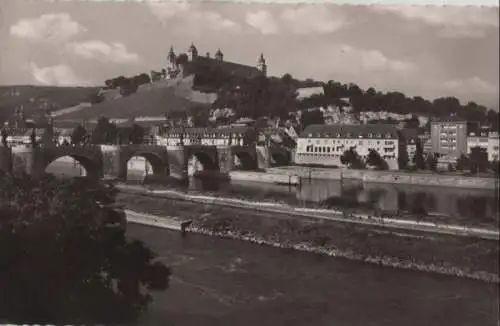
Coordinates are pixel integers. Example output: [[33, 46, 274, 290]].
[[100, 145, 123, 180], [167, 146, 188, 181], [256, 145, 271, 170], [217, 146, 233, 174], [0, 146, 12, 173]]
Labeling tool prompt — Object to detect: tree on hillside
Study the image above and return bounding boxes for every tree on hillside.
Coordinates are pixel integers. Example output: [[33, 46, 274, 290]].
[[132, 73, 151, 86], [0, 173, 170, 324], [425, 153, 438, 172], [70, 125, 87, 145], [129, 124, 145, 144], [366, 149, 389, 170], [455, 153, 470, 171], [340, 147, 365, 169], [403, 115, 420, 129], [187, 104, 210, 127], [398, 143, 410, 170], [92, 117, 117, 144], [469, 146, 489, 174], [300, 109, 324, 130], [413, 141, 426, 170], [119, 79, 139, 97]]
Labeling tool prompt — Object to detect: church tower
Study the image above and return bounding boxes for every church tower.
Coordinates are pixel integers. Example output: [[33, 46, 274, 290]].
[[187, 43, 198, 61], [257, 53, 267, 76], [214, 49, 224, 62], [167, 46, 176, 70]]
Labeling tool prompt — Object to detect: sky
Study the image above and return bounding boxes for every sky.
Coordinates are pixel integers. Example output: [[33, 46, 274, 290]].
[[0, 0, 498, 109]]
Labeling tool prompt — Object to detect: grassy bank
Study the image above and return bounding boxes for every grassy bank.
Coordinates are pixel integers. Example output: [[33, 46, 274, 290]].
[[117, 192, 499, 283]]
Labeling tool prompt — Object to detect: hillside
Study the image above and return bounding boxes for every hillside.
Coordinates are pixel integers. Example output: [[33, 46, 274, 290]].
[[55, 76, 217, 121], [0, 85, 99, 122]]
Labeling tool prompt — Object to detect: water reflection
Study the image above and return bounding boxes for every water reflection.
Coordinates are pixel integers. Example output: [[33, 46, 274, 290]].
[[47, 160, 498, 226], [187, 177, 498, 226]]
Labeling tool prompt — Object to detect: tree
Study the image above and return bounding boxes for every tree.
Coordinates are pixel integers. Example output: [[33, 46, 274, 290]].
[[413, 141, 426, 170], [70, 125, 87, 145], [300, 109, 324, 130], [398, 142, 409, 170], [455, 153, 470, 171], [92, 117, 117, 144], [187, 104, 210, 127], [0, 173, 170, 324], [89, 91, 105, 104], [129, 123, 145, 144], [425, 153, 438, 171], [119, 79, 139, 97], [469, 146, 489, 174], [340, 147, 365, 169], [366, 149, 389, 170]]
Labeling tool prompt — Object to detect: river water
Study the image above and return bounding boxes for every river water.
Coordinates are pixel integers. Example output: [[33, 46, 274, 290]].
[[127, 223, 499, 326], [47, 160, 499, 228]]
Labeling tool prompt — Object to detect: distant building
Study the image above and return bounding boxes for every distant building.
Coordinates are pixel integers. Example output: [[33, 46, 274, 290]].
[[295, 124, 400, 170], [398, 128, 419, 164], [165, 44, 267, 80], [296, 86, 325, 100], [487, 132, 499, 162], [467, 130, 489, 154], [430, 116, 467, 159], [159, 126, 257, 147]]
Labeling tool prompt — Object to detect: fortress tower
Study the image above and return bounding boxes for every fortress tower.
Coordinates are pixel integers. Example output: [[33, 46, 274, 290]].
[[163, 44, 267, 80], [257, 53, 267, 77]]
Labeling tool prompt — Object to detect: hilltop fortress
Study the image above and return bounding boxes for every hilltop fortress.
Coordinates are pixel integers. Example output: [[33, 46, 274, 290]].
[[152, 43, 267, 81]]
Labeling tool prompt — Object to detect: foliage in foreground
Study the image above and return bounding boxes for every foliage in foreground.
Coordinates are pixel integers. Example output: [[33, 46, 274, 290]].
[[0, 173, 170, 325]]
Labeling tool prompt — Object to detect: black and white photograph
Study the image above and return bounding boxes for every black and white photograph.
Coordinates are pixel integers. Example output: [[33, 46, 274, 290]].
[[0, 0, 498, 325]]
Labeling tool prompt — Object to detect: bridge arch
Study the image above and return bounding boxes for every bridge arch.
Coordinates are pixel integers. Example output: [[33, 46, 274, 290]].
[[232, 151, 257, 170], [44, 153, 102, 180], [121, 151, 169, 182], [187, 151, 219, 176]]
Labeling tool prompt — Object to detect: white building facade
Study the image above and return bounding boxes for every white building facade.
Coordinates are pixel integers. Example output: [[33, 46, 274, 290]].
[[295, 124, 400, 170], [487, 132, 499, 162]]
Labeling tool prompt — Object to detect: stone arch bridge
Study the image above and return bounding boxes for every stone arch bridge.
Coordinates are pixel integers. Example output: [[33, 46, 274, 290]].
[[0, 143, 283, 181]]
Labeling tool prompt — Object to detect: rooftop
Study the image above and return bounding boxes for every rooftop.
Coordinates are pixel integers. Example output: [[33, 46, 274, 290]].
[[299, 124, 399, 139]]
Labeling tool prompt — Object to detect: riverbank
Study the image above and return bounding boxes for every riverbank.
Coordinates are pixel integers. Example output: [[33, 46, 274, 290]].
[[116, 183, 499, 236], [118, 192, 499, 284], [265, 166, 498, 190]]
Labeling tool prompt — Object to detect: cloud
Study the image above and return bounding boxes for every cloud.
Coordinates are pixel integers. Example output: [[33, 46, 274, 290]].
[[280, 5, 348, 34], [29, 62, 91, 86], [246, 10, 279, 35], [146, 1, 240, 33], [375, 5, 498, 28], [443, 77, 498, 95], [10, 13, 86, 43], [146, 0, 190, 23], [374, 5, 499, 38], [190, 11, 241, 33], [334, 45, 416, 74], [66, 41, 141, 64]]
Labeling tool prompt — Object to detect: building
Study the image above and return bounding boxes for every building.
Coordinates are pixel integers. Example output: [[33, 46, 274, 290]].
[[467, 130, 489, 154], [165, 44, 267, 80], [295, 124, 399, 170], [398, 128, 419, 164], [158, 126, 257, 147], [487, 132, 499, 162], [430, 116, 467, 159]]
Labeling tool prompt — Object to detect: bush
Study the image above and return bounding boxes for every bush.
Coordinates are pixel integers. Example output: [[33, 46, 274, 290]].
[[0, 173, 170, 325]]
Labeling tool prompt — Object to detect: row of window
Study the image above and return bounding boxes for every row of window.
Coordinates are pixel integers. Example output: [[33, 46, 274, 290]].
[[303, 145, 396, 154], [297, 153, 396, 160], [306, 139, 395, 146], [306, 133, 395, 139]]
